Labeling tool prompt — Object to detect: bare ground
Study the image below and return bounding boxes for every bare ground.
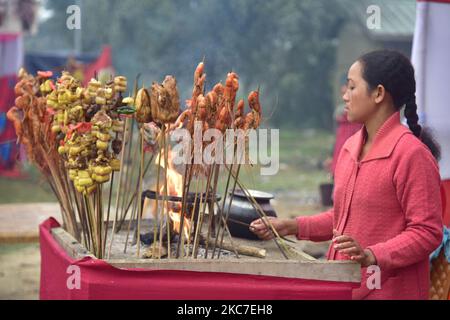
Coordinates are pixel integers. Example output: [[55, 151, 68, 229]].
[[0, 243, 40, 300]]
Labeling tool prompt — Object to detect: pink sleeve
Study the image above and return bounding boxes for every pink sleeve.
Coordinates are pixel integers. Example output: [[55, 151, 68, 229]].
[[366, 146, 443, 271], [296, 208, 334, 241]]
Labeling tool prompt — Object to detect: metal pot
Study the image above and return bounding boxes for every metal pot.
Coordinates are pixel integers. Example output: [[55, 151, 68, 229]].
[[223, 189, 277, 240]]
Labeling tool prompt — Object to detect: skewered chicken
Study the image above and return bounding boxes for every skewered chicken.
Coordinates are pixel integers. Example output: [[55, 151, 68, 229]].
[[244, 90, 262, 130], [143, 122, 161, 153], [234, 99, 245, 129], [150, 76, 180, 124], [172, 62, 263, 138], [135, 87, 152, 123]]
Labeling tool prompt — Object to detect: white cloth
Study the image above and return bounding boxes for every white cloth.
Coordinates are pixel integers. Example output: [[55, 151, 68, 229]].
[[0, 33, 23, 77], [412, 0, 450, 179]]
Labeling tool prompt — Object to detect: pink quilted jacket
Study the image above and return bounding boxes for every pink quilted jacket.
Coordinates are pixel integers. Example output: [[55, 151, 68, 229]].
[[297, 112, 443, 299]]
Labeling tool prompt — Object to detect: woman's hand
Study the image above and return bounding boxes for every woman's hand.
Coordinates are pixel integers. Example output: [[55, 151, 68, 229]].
[[332, 229, 377, 267], [249, 217, 297, 240]]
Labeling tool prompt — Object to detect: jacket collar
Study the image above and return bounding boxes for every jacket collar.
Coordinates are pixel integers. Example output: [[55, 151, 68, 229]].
[[343, 112, 411, 163]]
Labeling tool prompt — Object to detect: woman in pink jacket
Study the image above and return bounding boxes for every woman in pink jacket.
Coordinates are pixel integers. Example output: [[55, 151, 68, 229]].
[[250, 50, 443, 300]]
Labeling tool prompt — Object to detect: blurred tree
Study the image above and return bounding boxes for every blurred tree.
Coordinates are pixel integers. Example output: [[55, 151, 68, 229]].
[[25, 0, 349, 129]]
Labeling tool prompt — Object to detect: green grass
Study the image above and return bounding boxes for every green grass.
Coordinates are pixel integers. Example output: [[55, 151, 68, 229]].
[[0, 243, 39, 255], [236, 128, 334, 193], [0, 166, 57, 204], [238, 167, 330, 193], [278, 128, 334, 168]]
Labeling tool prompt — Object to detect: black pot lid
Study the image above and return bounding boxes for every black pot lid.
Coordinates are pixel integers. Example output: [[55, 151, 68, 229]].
[[231, 189, 274, 200]]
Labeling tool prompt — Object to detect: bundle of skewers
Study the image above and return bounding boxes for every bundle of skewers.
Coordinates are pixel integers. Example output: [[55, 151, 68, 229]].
[[7, 69, 82, 240], [116, 61, 298, 260], [161, 61, 266, 260], [7, 68, 130, 258], [7, 62, 301, 261]]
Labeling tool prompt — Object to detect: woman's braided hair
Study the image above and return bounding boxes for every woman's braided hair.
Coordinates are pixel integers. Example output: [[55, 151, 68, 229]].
[[358, 50, 441, 160]]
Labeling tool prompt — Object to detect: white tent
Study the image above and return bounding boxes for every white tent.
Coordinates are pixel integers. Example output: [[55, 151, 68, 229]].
[[412, 0, 450, 180]]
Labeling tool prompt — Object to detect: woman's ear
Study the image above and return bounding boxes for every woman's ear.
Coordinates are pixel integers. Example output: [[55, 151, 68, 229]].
[[374, 85, 385, 104]]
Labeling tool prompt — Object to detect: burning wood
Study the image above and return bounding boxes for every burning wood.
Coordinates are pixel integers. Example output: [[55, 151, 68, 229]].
[[153, 148, 189, 238]]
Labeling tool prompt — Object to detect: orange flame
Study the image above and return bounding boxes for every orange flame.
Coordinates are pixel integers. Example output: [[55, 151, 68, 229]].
[[156, 147, 191, 239]]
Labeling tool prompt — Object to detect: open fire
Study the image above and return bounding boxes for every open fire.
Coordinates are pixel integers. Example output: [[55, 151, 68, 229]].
[[154, 147, 191, 239]]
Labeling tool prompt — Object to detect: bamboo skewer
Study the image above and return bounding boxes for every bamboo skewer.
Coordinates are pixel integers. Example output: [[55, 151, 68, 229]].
[[100, 185, 104, 257], [176, 139, 195, 258], [220, 117, 247, 256], [118, 119, 135, 225], [78, 191, 91, 251], [102, 131, 119, 251], [185, 172, 201, 257], [96, 185, 103, 258], [116, 154, 154, 232], [213, 138, 240, 258], [123, 188, 138, 253], [107, 117, 130, 259], [203, 163, 219, 258], [192, 165, 214, 258], [94, 189, 99, 257], [191, 176, 205, 258], [175, 162, 190, 258], [216, 163, 241, 259], [48, 181, 70, 240], [82, 195, 90, 252], [66, 177, 88, 249], [59, 166, 80, 240], [85, 195, 97, 256], [40, 147, 78, 238], [176, 162, 191, 258], [48, 175, 83, 244], [155, 136, 163, 259], [115, 118, 134, 232], [55, 163, 74, 235], [223, 164, 290, 259], [103, 171, 114, 254], [89, 194, 99, 257], [192, 172, 207, 258], [136, 127, 145, 258], [212, 160, 234, 257], [161, 126, 171, 258], [222, 216, 296, 244], [117, 76, 140, 227]]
